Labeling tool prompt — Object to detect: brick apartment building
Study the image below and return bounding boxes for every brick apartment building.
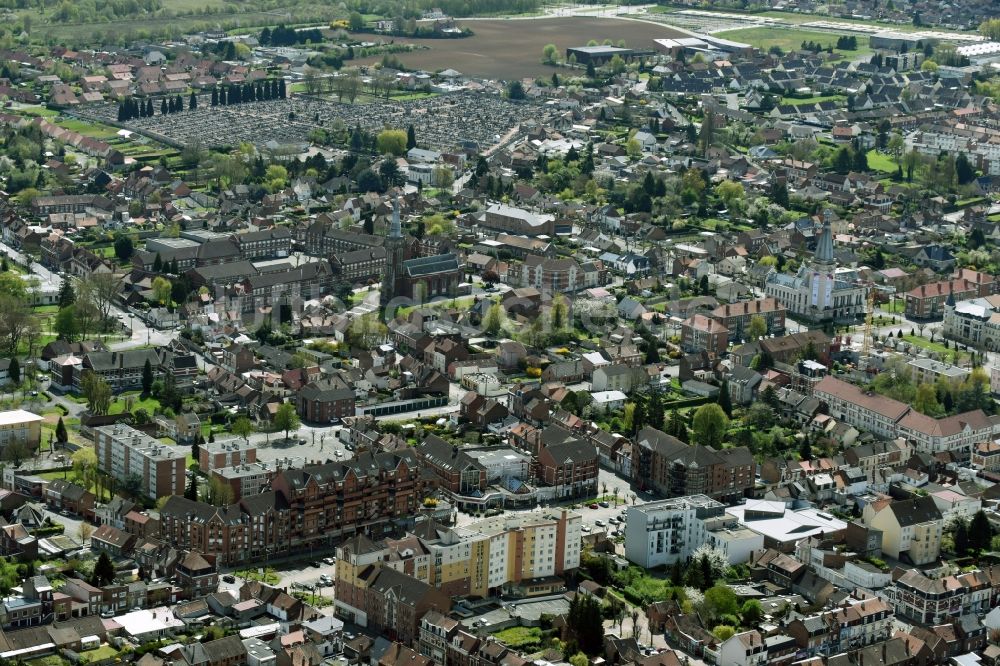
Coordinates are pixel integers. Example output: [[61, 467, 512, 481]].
[[681, 314, 729, 356], [710, 297, 786, 342], [93, 424, 186, 501], [160, 449, 432, 565], [296, 382, 356, 423], [633, 426, 755, 502], [199, 440, 257, 473], [904, 279, 978, 320]]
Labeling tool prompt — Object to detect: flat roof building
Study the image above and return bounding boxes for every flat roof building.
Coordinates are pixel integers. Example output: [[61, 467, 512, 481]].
[[726, 499, 847, 551], [94, 424, 186, 501], [624, 495, 725, 568], [565, 45, 633, 65], [0, 409, 43, 453]]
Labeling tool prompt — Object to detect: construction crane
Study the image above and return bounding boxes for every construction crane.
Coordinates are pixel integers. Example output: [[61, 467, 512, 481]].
[[858, 284, 877, 374]]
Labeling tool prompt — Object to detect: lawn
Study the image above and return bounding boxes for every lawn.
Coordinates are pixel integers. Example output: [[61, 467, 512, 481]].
[[390, 91, 439, 101], [881, 299, 905, 314], [16, 106, 59, 118], [781, 93, 846, 105], [107, 393, 161, 415], [714, 27, 872, 57], [56, 118, 121, 140], [493, 627, 545, 650], [866, 149, 897, 173], [80, 645, 120, 664], [237, 567, 281, 585], [292, 591, 334, 607], [903, 335, 950, 355]]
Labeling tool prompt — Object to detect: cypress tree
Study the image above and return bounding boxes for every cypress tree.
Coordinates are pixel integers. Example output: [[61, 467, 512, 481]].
[[161, 98, 168, 115], [152, 253, 163, 272], [278, 78, 287, 99], [211, 87, 218, 106], [175, 94, 183, 112], [189, 91, 197, 110]]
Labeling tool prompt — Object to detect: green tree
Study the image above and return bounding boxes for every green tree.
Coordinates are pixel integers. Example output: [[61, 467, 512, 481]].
[[152, 276, 172, 306], [91, 551, 116, 586], [113, 235, 134, 263], [609, 54, 625, 75], [80, 370, 111, 415], [714, 180, 744, 210], [799, 436, 812, 461], [747, 315, 767, 341], [567, 592, 604, 655], [185, 475, 198, 501], [569, 654, 588, 666], [376, 129, 408, 156], [741, 599, 764, 626], [703, 585, 739, 624], [625, 138, 642, 159], [712, 626, 736, 641], [954, 518, 969, 555], [348, 11, 364, 30], [692, 403, 729, 448], [141, 358, 153, 396], [914, 382, 942, 416], [7, 357, 18, 385], [506, 80, 526, 100], [483, 302, 505, 336], [717, 381, 732, 418], [956, 153, 976, 185], [406, 124, 417, 150], [55, 417, 68, 445], [58, 280, 75, 308], [273, 402, 301, 442], [208, 476, 235, 506], [980, 18, 1000, 40], [232, 416, 255, 443], [54, 305, 79, 342], [969, 510, 993, 552], [542, 43, 559, 64]]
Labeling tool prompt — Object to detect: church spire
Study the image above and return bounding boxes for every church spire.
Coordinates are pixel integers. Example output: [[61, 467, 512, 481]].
[[815, 208, 834, 265], [390, 195, 402, 239]]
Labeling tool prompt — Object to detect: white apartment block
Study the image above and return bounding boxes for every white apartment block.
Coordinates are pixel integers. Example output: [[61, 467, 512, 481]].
[[624, 494, 725, 568], [0, 409, 43, 451]]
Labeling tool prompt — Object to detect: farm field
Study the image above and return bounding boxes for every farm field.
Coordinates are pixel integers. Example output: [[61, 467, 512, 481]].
[[715, 27, 873, 57], [351, 17, 689, 79]]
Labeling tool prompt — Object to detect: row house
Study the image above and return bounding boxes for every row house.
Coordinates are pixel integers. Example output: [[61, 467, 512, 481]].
[[42, 479, 95, 519]]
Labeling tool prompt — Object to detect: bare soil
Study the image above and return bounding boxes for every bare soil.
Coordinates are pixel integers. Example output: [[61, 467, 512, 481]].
[[353, 17, 689, 79]]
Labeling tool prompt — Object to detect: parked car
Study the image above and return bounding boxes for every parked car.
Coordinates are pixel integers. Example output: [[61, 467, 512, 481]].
[[588, 503, 599, 509], [595, 519, 605, 527], [599, 501, 610, 508], [323, 557, 335, 565], [222, 574, 236, 583]]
